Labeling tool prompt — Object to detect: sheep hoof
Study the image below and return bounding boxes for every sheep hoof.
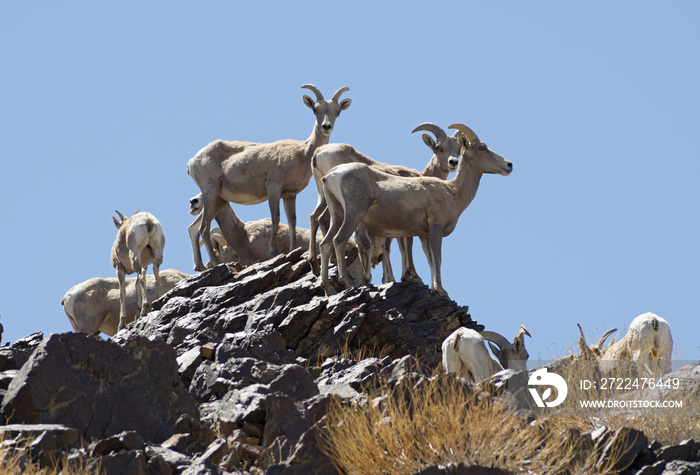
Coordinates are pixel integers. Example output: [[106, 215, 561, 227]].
[[321, 283, 337, 296], [402, 274, 423, 284], [431, 287, 448, 297], [308, 259, 320, 275]]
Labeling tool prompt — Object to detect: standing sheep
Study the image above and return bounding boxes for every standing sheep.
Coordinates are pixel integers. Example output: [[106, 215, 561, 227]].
[[111, 210, 165, 330], [187, 84, 351, 263]]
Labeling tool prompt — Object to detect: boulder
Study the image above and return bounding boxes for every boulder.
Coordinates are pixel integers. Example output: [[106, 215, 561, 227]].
[[1, 332, 198, 444]]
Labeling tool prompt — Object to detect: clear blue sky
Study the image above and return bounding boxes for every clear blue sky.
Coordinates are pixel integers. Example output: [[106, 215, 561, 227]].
[[1, 2, 698, 362]]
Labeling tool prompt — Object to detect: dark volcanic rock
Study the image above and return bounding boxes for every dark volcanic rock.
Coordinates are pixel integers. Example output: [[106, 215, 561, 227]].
[[0, 332, 198, 443], [4, 249, 700, 474], [121, 248, 479, 368]]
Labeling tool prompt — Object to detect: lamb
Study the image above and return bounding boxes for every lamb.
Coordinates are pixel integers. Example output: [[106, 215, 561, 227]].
[[319, 123, 512, 296], [187, 193, 318, 267], [61, 269, 189, 337], [579, 313, 673, 375], [187, 194, 365, 282], [187, 84, 351, 265], [442, 326, 530, 382], [110, 210, 165, 330], [308, 122, 462, 284]]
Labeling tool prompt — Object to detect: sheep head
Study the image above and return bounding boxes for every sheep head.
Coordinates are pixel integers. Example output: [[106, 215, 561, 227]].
[[577, 323, 617, 360], [448, 123, 513, 176], [412, 122, 461, 174], [112, 210, 139, 229], [480, 325, 531, 372], [189, 195, 203, 216], [301, 84, 352, 137]]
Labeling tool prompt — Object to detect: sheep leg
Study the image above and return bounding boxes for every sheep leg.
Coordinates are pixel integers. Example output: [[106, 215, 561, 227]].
[[398, 237, 423, 284], [283, 195, 298, 252], [198, 195, 226, 268], [188, 214, 207, 272], [151, 261, 162, 312], [379, 237, 395, 284], [353, 226, 374, 284], [319, 210, 342, 295], [138, 268, 148, 316], [420, 226, 446, 296], [332, 220, 358, 290], [308, 197, 327, 273], [116, 265, 128, 330], [266, 185, 283, 256]]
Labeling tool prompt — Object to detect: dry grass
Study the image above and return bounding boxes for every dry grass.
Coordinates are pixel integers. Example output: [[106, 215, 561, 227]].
[[319, 369, 629, 475], [0, 435, 99, 475], [544, 359, 700, 446]]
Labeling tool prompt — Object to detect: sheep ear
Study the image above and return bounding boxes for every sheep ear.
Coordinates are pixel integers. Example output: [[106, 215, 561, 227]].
[[421, 134, 436, 150], [302, 95, 316, 110], [458, 133, 470, 149], [338, 98, 352, 111]]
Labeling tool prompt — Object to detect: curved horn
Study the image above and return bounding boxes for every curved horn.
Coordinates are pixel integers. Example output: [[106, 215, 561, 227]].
[[480, 331, 511, 349], [115, 210, 125, 222], [577, 323, 585, 339], [448, 123, 480, 144], [597, 328, 617, 350], [301, 84, 324, 102], [331, 86, 350, 103], [411, 122, 447, 139], [517, 325, 531, 340]]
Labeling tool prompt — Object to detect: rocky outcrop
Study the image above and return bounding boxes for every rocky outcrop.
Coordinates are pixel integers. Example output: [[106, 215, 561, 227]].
[[0, 249, 698, 474], [121, 248, 476, 367]]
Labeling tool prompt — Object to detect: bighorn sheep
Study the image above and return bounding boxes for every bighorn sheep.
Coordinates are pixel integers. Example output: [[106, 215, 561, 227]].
[[442, 326, 530, 382], [319, 123, 512, 296], [187, 84, 351, 265], [61, 269, 189, 337], [578, 313, 673, 375], [481, 325, 531, 371], [110, 210, 165, 330], [308, 122, 462, 284], [577, 323, 617, 361]]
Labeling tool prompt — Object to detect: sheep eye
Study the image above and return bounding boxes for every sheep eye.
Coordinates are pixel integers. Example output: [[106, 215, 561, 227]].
[[479, 144, 487, 151]]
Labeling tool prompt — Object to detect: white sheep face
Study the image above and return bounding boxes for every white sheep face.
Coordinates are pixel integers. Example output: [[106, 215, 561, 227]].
[[302, 95, 352, 137]]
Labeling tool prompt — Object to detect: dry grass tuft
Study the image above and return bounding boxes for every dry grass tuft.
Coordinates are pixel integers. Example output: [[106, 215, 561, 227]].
[[0, 434, 99, 475], [319, 368, 627, 474]]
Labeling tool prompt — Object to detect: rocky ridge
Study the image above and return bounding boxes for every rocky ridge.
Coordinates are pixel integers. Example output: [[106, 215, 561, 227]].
[[0, 249, 697, 474]]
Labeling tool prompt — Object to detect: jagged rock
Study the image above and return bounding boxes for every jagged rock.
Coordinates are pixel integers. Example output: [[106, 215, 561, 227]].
[[656, 439, 700, 463], [11, 331, 44, 368], [593, 427, 648, 473], [89, 449, 149, 475], [0, 345, 16, 372], [90, 430, 145, 457], [660, 460, 700, 475], [413, 462, 510, 474], [0, 332, 198, 444], [636, 460, 668, 475], [119, 249, 479, 368]]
